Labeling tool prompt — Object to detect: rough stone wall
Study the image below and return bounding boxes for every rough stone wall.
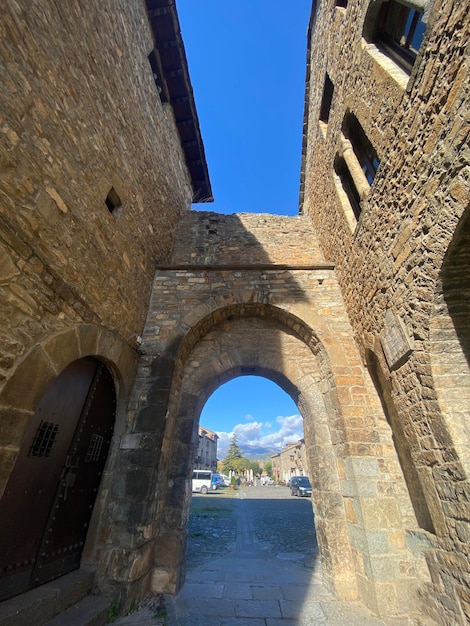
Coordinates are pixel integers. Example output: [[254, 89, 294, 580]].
[[0, 0, 192, 373], [171, 212, 326, 266], [0, 0, 193, 490], [302, 0, 470, 622], [103, 211, 431, 618]]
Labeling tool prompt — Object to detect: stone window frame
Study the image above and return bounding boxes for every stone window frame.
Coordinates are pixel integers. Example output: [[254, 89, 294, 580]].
[[333, 113, 380, 230], [363, 0, 428, 77]]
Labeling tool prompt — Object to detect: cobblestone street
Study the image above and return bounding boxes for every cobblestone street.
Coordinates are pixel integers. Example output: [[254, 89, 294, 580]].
[[110, 485, 390, 625]]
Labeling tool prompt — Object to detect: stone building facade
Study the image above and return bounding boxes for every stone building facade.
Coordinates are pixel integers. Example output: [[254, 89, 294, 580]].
[[271, 440, 309, 484], [0, 0, 469, 625], [301, 0, 470, 622], [0, 0, 210, 609], [194, 426, 218, 471]]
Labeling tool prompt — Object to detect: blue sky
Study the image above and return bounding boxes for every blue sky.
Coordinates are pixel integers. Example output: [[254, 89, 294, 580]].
[[177, 1, 311, 455], [177, 0, 311, 216], [200, 377, 303, 457]]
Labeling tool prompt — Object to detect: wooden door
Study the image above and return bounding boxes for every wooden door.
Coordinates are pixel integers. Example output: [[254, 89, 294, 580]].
[[0, 357, 115, 600]]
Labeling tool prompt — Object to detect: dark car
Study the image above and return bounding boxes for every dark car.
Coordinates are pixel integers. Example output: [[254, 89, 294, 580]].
[[290, 476, 312, 497]]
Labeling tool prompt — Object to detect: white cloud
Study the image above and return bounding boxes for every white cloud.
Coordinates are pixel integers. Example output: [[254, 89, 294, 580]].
[[215, 414, 303, 457]]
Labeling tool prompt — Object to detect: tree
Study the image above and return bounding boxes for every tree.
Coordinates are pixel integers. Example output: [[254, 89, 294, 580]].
[[249, 461, 261, 475], [221, 434, 243, 473], [264, 460, 273, 477], [233, 457, 250, 474]]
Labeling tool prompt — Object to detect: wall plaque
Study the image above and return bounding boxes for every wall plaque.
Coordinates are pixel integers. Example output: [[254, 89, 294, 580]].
[[380, 310, 414, 371]]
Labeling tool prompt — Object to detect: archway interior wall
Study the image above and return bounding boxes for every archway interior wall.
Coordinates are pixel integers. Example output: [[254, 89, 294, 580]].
[[430, 205, 470, 478], [121, 265, 429, 616]]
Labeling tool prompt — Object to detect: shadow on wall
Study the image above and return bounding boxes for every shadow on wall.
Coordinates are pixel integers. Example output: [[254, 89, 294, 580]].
[[100, 210, 358, 611], [431, 205, 470, 477]]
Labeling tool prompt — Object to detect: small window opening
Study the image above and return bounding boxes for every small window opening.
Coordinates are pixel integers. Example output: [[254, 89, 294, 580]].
[[148, 50, 169, 103], [105, 187, 122, 215], [343, 113, 380, 185], [29, 421, 59, 458], [336, 0, 348, 8], [369, 0, 426, 73], [85, 434, 104, 463], [319, 74, 334, 124], [334, 155, 361, 220]]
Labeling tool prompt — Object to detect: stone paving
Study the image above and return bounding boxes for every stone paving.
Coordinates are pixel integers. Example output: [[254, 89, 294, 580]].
[[108, 486, 401, 625]]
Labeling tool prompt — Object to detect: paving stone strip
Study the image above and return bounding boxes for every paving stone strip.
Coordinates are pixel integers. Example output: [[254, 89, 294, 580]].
[[109, 486, 395, 625]]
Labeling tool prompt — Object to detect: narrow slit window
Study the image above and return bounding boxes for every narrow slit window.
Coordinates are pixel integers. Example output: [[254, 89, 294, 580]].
[[343, 113, 380, 185], [319, 74, 334, 124], [334, 155, 361, 220], [148, 50, 169, 103]]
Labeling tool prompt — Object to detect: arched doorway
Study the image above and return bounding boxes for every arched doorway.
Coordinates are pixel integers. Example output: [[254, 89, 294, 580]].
[[151, 311, 358, 601], [0, 357, 116, 601]]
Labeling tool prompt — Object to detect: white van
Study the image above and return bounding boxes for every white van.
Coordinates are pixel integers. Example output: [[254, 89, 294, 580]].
[[192, 470, 213, 494]]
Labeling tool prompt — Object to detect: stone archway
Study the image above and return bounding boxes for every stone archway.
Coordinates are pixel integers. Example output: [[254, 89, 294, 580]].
[[142, 300, 427, 618], [153, 312, 357, 601], [102, 258, 427, 617]]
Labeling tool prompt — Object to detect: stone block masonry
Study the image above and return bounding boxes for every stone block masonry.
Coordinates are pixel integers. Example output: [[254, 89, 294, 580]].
[[0, 0, 194, 490], [99, 211, 431, 620], [302, 0, 470, 622]]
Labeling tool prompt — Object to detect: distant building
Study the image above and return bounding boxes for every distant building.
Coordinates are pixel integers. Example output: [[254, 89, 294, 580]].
[[271, 440, 308, 484], [194, 426, 218, 471]]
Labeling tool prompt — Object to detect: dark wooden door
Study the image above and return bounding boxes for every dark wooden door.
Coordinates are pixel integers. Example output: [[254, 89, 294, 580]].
[[0, 357, 115, 601]]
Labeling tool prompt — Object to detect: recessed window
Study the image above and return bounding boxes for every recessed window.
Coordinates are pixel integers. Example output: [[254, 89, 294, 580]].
[[334, 113, 380, 225], [335, 0, 348, 8], [148, 50, 169, 103], [342, 113, 380, 185], [319, 74, 334, 124], [366, 0, 426, 74], [105, 187, 122, 216], [334, 155, 361, 220]]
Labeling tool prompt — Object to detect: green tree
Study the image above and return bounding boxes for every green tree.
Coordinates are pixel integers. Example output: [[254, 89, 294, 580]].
[[249, 461, 261, 475], [221, 434, 243, 473], [234, 457, 250, 474], [264, 460, 273, 477]]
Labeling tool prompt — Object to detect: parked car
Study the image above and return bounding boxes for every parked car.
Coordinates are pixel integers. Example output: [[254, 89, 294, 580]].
[[192, 470, 213, 494], [212, 473, 228, 488], [260, 476, 275, 485], [289, 476, 312, 497]]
